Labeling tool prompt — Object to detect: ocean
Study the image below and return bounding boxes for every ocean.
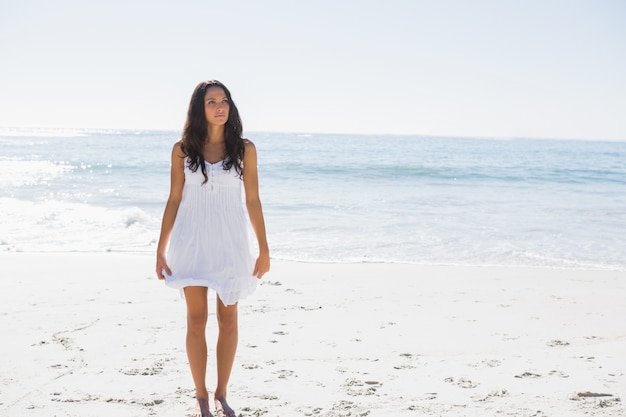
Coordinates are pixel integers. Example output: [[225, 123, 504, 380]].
[[1, 128, 625, 270]]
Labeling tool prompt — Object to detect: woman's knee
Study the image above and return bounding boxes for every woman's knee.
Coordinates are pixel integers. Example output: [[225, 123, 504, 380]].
[[184, 287, 208, 335], [187, 312, 207, 335], [216, 303, 238, 332]]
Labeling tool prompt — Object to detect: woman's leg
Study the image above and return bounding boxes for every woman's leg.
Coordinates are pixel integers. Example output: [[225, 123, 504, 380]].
[[183, 286, 211, 415], [214, 297, 238, 417]]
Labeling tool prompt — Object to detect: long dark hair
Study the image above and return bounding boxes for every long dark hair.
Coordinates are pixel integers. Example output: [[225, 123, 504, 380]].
[[180, 80, 245, 182]]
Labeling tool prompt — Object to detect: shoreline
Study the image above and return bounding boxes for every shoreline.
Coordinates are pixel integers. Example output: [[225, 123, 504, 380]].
[[2, 249, 625, 272], [1, 252, 625, 416]]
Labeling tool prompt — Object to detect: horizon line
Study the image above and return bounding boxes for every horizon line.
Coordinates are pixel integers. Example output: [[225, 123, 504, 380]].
[[0, 125, 624, 143]]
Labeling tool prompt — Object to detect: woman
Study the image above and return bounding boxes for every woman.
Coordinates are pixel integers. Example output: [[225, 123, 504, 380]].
[[156, 80, 270, 417]]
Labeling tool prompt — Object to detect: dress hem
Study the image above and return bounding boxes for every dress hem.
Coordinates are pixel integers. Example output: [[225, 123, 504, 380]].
[[164, 277, 258, 306]]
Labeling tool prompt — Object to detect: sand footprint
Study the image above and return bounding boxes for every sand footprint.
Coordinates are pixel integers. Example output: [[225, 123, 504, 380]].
[[574, 391, 614, 398], [119, 357, 169, 376], [342, 378, 381, 396], [273, 369, 296, 379], [295, 405, 322, 416], [444, 377, 478, 389], [515, 371, 542, 379], [330, 399, 370, 416], [394, 352, 419, 370], [546, 339, 570, 347], [239, 406, 270, 416], [473, 389, 508, 402], [393, 353, 420, 369], [469, 359, 501, 368], [418, 392, 438, 400], [571, 392, 620, 410]]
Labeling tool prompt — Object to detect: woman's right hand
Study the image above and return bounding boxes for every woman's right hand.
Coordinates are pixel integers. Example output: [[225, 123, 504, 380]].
[[156, 253, 172, 280]]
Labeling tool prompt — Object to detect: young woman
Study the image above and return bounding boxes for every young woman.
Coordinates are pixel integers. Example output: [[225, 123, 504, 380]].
[[156, 80, 270, 417]]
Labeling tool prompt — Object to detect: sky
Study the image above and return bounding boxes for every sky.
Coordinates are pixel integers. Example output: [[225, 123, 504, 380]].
[[1, 0, 625, 140]]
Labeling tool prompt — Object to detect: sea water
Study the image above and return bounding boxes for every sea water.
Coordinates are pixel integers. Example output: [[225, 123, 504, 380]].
[[1, 128, 625, 270]]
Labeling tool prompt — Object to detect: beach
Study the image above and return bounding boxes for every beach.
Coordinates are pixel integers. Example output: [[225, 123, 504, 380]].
[[1, 252, 624, 416]]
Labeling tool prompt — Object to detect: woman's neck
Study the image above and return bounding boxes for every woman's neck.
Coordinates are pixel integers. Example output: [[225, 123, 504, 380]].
[[206, 125, 225, 144]]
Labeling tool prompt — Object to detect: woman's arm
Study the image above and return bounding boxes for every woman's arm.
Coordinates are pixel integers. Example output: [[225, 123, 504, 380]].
[[155, 142, 186, 280], [242, 139, 270, 279]]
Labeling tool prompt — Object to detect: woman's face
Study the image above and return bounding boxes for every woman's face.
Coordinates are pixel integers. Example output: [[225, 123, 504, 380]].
[[204, 86, 230, 127]]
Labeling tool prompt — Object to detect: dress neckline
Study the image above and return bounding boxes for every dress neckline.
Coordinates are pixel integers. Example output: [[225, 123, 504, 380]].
[[204, 159, 224, 165]]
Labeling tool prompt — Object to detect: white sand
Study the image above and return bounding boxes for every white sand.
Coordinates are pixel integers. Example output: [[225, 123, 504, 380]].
[[1, 252, 624, 416]]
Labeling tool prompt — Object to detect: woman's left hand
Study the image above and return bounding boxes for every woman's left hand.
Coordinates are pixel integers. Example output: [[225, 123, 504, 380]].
[[253, 252, 270, 279]]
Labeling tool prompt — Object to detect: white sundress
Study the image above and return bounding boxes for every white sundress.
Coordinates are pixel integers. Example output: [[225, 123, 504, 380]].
[[164, 158, 257, 305]]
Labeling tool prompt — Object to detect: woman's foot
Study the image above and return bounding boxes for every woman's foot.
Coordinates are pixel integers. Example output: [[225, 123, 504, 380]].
[[196, 397, 213, 417], [214, 396, 236, 417]]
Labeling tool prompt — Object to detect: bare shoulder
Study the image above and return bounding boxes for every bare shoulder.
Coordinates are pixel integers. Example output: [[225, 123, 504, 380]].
[[172, 141, 186, 165], [172, 140, 185, 155], [243, 138, 256, 150], [243, 138, 257, 159]]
